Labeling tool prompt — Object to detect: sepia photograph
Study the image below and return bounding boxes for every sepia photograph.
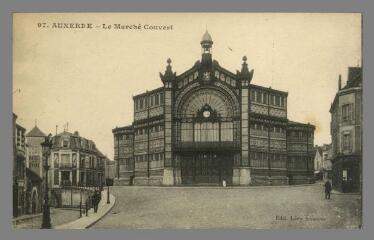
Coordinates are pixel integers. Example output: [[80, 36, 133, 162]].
[[12, 13, 362, 229]]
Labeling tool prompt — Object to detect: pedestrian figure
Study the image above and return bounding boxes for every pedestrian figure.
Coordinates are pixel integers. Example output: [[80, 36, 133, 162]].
[[92, 191, 98, 213], [222, 178, 227, 187], [85, 195, 91, 216], [324, 179, 332, 199], [93, 190, 101, 213], [97, 189, 102, 203]]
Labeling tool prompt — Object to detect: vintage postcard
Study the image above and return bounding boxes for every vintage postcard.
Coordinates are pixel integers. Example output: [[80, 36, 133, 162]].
[[12, 13, 362, 229]]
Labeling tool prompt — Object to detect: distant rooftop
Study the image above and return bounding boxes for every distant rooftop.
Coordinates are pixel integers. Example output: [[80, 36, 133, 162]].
[[26, 126, 46, 137]]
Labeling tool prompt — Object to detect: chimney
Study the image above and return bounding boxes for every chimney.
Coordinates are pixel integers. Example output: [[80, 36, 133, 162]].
[[74, 131, 79, 136], [338, 75, 342, 90]]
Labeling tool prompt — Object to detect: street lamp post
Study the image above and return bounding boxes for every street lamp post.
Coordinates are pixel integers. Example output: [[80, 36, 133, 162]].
[[41, 134, 53, 229], [79, 187, 82, 218], [106, 165, 110, 204], [107, 184, 110, 204]]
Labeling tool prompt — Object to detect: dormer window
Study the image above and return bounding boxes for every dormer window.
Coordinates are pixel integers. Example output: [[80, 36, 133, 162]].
[[62, 138, 69, 148]]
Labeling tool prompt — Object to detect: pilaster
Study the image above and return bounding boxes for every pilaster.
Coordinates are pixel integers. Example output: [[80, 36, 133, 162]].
[[160, 58, 177, 185]]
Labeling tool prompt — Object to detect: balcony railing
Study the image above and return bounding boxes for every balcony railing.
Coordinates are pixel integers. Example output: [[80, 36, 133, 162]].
[[61, 180, 72, 186], [59, 163, 72, 169]]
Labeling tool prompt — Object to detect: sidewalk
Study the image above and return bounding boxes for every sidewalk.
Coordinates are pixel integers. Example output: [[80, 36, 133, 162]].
[[13, 213, 43, 225], [54, 189, 115, 229], [331, 190, 361, 195], [13, 208, 80, 229]]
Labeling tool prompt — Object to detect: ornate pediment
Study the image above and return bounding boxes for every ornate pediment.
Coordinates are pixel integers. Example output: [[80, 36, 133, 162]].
[[175, 60, 239, 92]]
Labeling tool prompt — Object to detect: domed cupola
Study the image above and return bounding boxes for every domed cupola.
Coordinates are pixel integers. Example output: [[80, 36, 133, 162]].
[[201, 30, 213, 51], [200, 30, 213, 64]]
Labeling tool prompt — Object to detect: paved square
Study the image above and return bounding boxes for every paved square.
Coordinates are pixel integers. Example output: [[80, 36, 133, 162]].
[[92, 183, 361, 229]]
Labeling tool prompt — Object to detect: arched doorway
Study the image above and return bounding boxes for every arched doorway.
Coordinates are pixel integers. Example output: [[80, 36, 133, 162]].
[[175, 86, 240, 185]]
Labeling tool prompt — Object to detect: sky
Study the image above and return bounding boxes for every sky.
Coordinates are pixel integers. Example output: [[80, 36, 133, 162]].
[[13, 13, 362, 160]]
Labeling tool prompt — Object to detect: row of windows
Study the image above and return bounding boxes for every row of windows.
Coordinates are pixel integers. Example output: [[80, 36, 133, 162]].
[[134, 125, 164, 135], [250, 152, 287, 162], [52, 153, 103, 169], [16, 128, 26, 149], [115, 134, 132, 141], [180, 122, 235, 142], [52, 170, 103, 186], [134, 142, 147, 150], [178, 71, 199, 89], [29, 155, 40, 161], [214, 71, 237, 87], [118, 128, 310, 140], [250, 152, 311, 169], [28, 146, 41, 155], [135, 92, 164, 111], [59, 137, 95, 151], [250, 89, 286, 108], [288, 131, 313, 138], [134, 153, 164, 162], [250, 123, 286, 134], [29, 163, 40, 168]]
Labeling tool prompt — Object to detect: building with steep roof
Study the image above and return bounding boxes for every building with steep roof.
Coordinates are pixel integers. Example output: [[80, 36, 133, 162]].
[[330, 67, 362, 192], [113, 32, 315, 186], [24, 125, 46, 215], [26, 125, 46, 178]]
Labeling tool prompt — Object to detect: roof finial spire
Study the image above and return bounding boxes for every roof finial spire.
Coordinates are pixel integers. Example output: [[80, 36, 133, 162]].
[[163, 58, 173, 77], [35, 119, 37, 127], [241, 56, 249, 74]]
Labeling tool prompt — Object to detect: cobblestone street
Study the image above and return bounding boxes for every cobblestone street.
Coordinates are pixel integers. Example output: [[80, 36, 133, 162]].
[[92, 182, 361, 229]]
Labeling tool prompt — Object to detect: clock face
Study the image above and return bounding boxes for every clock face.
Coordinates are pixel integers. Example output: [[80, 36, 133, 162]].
[[203, 110, 211, 118]]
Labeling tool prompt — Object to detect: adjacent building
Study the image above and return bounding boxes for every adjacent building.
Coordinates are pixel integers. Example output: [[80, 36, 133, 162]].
[[24, 125, 46, 214], [330, 67, 362, 193], [13, 115, 45, 217], [13, 113, 27, 217], [113, 31, 315, 186], [49, 131, 106, 189], [46, 130, 106, 206], [26, 126, 46, 177], [314, 144, 332, 181], [314, 146, 323, 180]]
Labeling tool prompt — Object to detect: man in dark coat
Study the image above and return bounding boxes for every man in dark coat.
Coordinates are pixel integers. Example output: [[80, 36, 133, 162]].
[[93, 190, 101, 213], [85, 195, 92, 215], [324, 179, 332, 199]]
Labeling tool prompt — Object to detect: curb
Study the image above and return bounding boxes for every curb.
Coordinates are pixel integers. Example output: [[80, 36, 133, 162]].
[[54, 191, 115, 229], [111, 183, 317, 189], [331, 191, 361, 196], [12, 213, 43, 225], [86, 194, 116, 229]]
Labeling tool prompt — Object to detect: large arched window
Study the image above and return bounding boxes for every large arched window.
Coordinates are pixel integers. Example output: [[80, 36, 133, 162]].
[[179, 104, 235, 143], [177, 87, 239, 144]]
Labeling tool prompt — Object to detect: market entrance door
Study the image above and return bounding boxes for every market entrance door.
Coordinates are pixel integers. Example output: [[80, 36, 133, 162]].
[[180, 153, 233, 185]]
